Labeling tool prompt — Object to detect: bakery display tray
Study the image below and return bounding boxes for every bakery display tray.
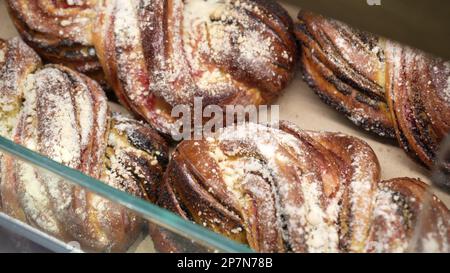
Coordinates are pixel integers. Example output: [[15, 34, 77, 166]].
[[0, 1, 448, 252]]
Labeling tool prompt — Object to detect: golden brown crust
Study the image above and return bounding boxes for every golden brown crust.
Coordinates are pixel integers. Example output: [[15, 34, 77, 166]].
[[295, 11, 393, 137], [6, 0, 105, 83], [295, 10, 450, 168], [0, 37, 43, 216], [92, 0, 297, 135], [0, 38, 169, 252], [153, 122, 450, 253], [384, 43, 450, 168], [7, 0, 297, 136]]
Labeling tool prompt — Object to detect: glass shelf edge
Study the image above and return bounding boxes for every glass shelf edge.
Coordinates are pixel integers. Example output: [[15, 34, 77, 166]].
[[0, 136, 253, 253], [0, 212, 82, 253]]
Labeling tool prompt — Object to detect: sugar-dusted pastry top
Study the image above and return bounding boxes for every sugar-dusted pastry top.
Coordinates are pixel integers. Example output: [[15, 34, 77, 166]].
[[7, 0, 103, 81], [153, 122, 450, 253], [295, 10, 450, 168], [0, 37, 169, 252], [94, 0, 297, 135], [7, 0, 298, 136]]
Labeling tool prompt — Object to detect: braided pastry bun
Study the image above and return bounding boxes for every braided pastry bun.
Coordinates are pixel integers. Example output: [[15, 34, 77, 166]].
[[0, 37, 169, 252], [295, 10, 450, 168], [153, 122, 450, 253], [6, 0, 105, 84], [7, 0, 297, 136]]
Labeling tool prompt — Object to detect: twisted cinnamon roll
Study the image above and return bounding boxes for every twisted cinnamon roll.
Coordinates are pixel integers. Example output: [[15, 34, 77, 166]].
[[78, 0, 298, 135], [8, 0, 297, 136], [295, 10, 450, 168], [153, 122, 450, 253], [0, 38, 169, 252], [7, 0, 104, 83]]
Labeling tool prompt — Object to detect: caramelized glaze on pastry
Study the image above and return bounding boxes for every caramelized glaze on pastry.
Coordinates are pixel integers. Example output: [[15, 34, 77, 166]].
[[153, 122, 450, 253], [0, 37, 169, 252]]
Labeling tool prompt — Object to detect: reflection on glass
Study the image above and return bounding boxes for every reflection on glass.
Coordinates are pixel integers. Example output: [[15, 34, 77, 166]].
[[433, 135, 450, 192], [409, 135, 450, 253], [0, 136, 252, 253]]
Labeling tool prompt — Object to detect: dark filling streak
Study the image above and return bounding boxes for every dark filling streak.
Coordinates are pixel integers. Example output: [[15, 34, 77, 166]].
[[409, 96, 437, 161], [248, 0, 294, 30], [239, 4, 292, 59], [393, 55, 433, 162], [126, 127, 169, 166], [9, 8, 98, 64], [336, 194, 352, 251], [388, 53, 412, 153], [182, 156, 243, 223], [209, 14, 275, 95], [355, 92, 383, 109], [407, 63, 438, 162], [318, 31, 384, 102], [105, 145, 133, 181], [241, 14, 294, 73], [251, 157, 294, 252], [63, 69, 93, 167], [123, 153, 154, 200], [303, 52, 395, 138], [394, 192, 414, 231], [328, 20, 386, 92], [220, 141, 293, 251]]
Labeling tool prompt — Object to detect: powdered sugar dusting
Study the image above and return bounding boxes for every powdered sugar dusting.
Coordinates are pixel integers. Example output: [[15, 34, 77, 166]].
[[208, 123, 360, 252], [95, 0, 295, 133], [367, 187, 409, 253], [104, 114, 163, 195], [0, 38, 169, 250], [11, 0, 98, 45], [33, 68, 82, 166], [184, 122, 448, 253], [348, 151, 377, 251], [442, 61, 450, 103], [16, 161, 61, 234], [0, 38, 41, 137], [113, 0, 148, 103]]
